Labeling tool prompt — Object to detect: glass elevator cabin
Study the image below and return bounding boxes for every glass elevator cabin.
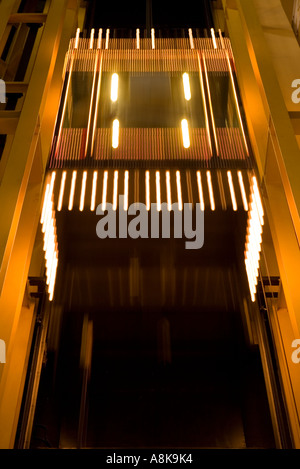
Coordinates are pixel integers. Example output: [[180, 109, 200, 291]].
[[15, 27, 287, 449]]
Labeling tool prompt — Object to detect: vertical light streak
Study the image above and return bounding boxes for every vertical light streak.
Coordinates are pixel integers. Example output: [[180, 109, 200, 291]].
[[97, 28, 102, 49], [145, 171, 150, 211], [48, 254, 58, 302], [91, 53, 103, 156], [136, 28, 140, 49], [156, 171, 161, 211], [102, 170, 108, 210], [166, 171, 172, 211], [206, 171, 215, 211], [112, 118, 119, 148], [41, 171, 56, 227], [196, 171, 205, 211], [203, 53, 219, 156], [151, 28, 155, 49], [188, 28, 194, 49], [252, 176, 264, 224], [68, 170, 77, 211], [176, 170, 183, 211], [105, 28, 110, 49], [124, 170, 129, 211], [197, 53, 212, 155], [238, 171, 248, 211], [211, 28, 217, 49], [182, 73, 191, 101], [227, 170, 237, 211], [113, 170, 118, 211], [225, 50, 249, 155], [90, 170, 98, 211], [111, 73, 119, 102], [57, 171, 67, 211], [181, 118, 190, 148], [89, 28, 94, 49], [85, 43, 100, 157], [79, 171, 87, 211], [218, 29, 225, 49], [41, 183, 50, 225], [74, 27, 80, 49]]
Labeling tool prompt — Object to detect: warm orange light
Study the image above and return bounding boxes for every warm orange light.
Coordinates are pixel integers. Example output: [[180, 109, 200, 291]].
[[145, 171, 150, 211], [181, 119, 190, 148], [182, 73, 191, 101], [156, 171, 161, 211], [57, 171, 67, 212], [211, 28, 217, 49], [111, 73, 119, 102], [68, 170, 77, 211], [136, 28, 140, 49], [196, 171, 205, 211], [197, 53, 212, 156], [206, 171, 215, 211], [91, 171, 98, 211], [238, 171, 248, 211], [79, 171, 87, 211], [102, 170, 108, 210], [113, 170, 118, 211], [176, 170, 183, 211], [188, 28, 194, 49], [105, 29, 110, 49], [166, 171, 172, 211], [112, 118, 119, 148], [97, 28, 102, 49], [89, 28, 94, 49], [203, 53, 219, 156], [74, 28, 80, 49], [124, 170, 129, 211], [151, 28, 155, 49], [227, 171, 237, 211]]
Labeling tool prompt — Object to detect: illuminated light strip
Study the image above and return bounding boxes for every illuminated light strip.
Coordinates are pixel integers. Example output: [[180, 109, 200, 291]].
[[85, 45, 100, 157], [68, 170, 77, 211], [90, 171, 98, 211], [124, 170, 129, 211], [225, 51, 249, 155], [57, 171, 67, 211], [181, 119, 190, 148], [105, 29, 110, 49], [112, 118, 119, 148], [97, 28, 102, 49], [113, 170, 118, 211], [211, 28, 217, 49], [74, 27, 80, 49], [111, 73, 119, 102], [79, 171, 87, 211], [102, 170, 108, 210], [188, 28, 194, 49], [90, 53, 103, 156], [48, 253, 58, 302], [182, 73, 191, 101], [244, 176, 264, 302], [156, 171, 161, 211], [197, 53, 212, 156], [218, 29, 225, 49], [145, 171, 150, 211], [202, 53, 219, 156], [166, 171, 172, 211], [41, 183, 50, 225], [136, 28, 140, 49], [151, 28, 155, 49], [196, 171, 205, 211], [227, 170, 237, 211], [89, 28, 94, 49], [206, 171, 215, 211], [41, 171, 56, 227], [176, 170, 183, 211], [237, 171, 248, 211]]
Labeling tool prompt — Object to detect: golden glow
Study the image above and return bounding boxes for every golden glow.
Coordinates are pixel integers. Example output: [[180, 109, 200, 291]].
[[188, 28, 194, 49], [91, 171, 98, 211], [113, 170, 118, 211], [41, 171, 56, 228], [244, 176, 264, 302], [197, 53, 212, 155], [206, 171, 215, 211], [112, 118, 119, 148], [145, 171, 150, 211], [225, 51, 249, 156], [89, 28, 94, 49], [203, 53, 219, 155], [91, 54, 103, 156], [41, 183, 50, 225], [151, 28, 155, 49], [79, 171, 87, 211], [227, 171, 237, 211], [48, 254, 58, 302], [196, 171, 205, 211], [166, 170, 172, 211], [111, 73, 119, 102], [218, 29, 225, 49], [74, 28, 80, 49], [176, 170, 183, 211], [238, 171, 248, 211], [105, 28, 110, 49], [102, 170, 108, 210], [136, 28, 140, 49], [181, 119, 190, 148], [97, 28, 102, 49], [124, 170, 129, 211], [211, 28, 217, 49], [156, 171, 161, 211], [182, 73, 191, 101], [57, 171, 67, 212], [68, 170, 77, 211]]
